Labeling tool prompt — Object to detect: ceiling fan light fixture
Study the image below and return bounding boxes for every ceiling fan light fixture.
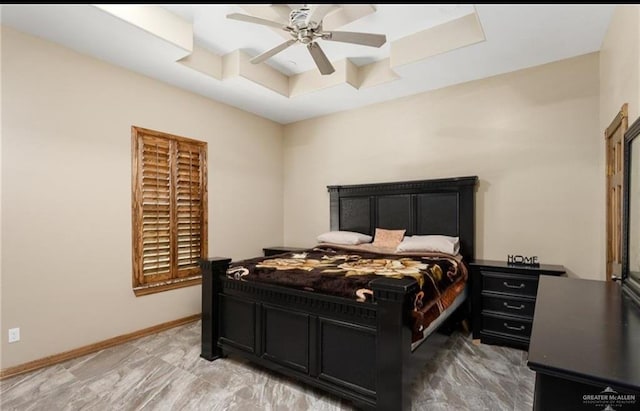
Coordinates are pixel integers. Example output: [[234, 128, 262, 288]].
[[289, 7, 310, 29]]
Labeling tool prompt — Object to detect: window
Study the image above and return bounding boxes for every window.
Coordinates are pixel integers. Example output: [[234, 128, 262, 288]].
[[131, 126, 207, 296]]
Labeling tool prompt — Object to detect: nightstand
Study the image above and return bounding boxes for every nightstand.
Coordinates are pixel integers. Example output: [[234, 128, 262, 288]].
[[263, 246, 309, 257], [470, 259, 566, 350]]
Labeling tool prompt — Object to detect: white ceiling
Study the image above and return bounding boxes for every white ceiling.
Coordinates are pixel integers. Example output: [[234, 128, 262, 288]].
[[1, 4, 615, 124], [165, 4, 478, 75]]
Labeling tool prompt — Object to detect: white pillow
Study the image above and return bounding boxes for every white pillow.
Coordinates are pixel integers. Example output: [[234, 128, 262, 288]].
[[396, 235, 460, 255], [316, 231, 372, 245]]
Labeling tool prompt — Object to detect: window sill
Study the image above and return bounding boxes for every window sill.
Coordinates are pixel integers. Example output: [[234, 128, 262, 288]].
[[133, 276, 202, 297]]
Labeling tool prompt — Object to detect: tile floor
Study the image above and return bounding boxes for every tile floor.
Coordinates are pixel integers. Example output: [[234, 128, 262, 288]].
[[0, 321, 534, 410]]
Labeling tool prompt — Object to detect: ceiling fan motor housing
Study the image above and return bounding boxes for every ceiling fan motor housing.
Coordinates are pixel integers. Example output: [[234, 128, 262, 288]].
[[289, 7, 322, 44]]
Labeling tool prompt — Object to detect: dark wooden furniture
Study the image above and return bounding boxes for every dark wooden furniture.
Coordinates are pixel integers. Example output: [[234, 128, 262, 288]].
[[201, 176, 478, 410], [527, 276, 640, 410], [263, 246, 309, 257], [470, 260, 565, 349]]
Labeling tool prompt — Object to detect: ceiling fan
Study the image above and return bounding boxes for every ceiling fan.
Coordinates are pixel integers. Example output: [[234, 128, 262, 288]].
[[227, 6, 387, 75]]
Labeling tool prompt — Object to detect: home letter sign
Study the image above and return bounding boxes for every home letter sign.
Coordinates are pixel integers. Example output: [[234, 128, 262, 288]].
[[507, 255, 539, 267]]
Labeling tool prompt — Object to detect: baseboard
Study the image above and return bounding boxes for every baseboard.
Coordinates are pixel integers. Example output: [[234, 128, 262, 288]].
[[0, 313, 200, 380]]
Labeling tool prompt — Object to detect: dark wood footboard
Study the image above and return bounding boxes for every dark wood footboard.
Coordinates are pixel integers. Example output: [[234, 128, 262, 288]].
[[200, 258, 452, 410]]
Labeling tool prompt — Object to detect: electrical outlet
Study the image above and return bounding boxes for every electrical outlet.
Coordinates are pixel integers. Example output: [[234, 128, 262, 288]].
[[8, 328, 20, 343]]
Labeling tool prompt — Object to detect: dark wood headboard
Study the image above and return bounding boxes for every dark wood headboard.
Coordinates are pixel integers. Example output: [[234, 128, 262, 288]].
[[327, 176, 478, 261]]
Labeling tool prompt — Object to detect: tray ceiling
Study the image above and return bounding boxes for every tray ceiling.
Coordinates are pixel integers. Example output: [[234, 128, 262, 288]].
[[0, 4, 615, 124]]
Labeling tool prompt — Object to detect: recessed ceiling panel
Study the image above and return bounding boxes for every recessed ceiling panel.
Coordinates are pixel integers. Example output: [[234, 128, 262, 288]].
[[0, 4, 615, 124]]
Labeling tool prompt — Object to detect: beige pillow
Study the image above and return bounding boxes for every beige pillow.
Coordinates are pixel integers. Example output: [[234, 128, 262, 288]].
[[372, 228, 406, 249]]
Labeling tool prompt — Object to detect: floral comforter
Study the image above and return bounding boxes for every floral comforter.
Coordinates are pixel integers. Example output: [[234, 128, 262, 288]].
[[227, 244, 468, 342]]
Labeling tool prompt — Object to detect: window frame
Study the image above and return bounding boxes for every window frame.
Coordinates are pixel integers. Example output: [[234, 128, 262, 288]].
[[131, 126, 208, 296]]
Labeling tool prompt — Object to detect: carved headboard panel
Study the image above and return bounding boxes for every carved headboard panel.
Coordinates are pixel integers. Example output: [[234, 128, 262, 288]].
[[327, 176, 478, 261]]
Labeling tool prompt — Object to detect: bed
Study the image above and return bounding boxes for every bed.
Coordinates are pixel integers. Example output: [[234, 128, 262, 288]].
[[200, 176, 478, 410]]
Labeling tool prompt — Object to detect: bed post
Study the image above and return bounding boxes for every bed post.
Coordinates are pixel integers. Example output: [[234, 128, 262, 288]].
[[371, 277, 419, 411], [200, 257, 231, 361]]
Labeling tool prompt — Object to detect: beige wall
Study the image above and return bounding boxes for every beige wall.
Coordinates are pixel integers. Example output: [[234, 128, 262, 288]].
[[600, 5, 640, 130], [284, 53, 602, 280], [0, 27, 283, 369]]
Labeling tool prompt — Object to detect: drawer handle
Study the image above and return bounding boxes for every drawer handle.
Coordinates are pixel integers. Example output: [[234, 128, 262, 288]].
[[503, 281, 525, 289], [503, 322, 525, 331], [503, 302, 525, 310]]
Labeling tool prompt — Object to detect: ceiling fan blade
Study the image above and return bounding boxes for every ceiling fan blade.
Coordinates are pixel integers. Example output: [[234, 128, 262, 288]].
[[226, 13, 287, 30], [250, 39, 298, 64], [306, 5, 334, 25], [323, 31, 387, 48], [307, 42, 335, 75]]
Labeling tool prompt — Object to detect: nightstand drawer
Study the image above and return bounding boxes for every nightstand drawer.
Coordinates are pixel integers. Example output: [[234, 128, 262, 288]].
[[482, 294, 535, 318], [482, 271, 539, 297], [482, 313, 532, 340]]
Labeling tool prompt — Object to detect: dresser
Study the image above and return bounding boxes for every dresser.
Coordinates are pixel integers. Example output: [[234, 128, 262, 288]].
[[528, 276, 640, 410], [470, 259, 565, 349]]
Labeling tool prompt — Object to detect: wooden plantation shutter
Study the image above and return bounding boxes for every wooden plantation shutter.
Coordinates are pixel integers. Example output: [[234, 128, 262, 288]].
[[139, 135, 172, 283], [175, 141, 207, 277], [132, 126, 207, 296]]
